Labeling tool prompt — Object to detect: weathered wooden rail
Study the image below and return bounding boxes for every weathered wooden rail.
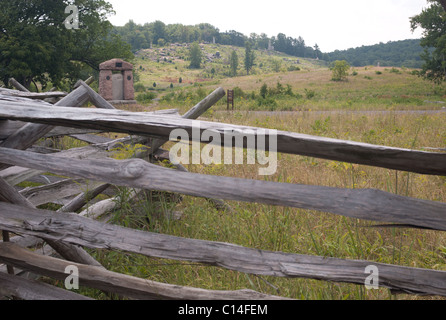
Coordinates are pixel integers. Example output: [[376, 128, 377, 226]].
[[0, 99, 445, 175], [0, 147, 445, 231], [0, 82, 445, 300]]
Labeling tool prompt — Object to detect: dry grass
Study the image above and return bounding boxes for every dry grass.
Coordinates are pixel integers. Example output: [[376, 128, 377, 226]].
[[79, 45, 446, 300], [85, 108, 446, 301]]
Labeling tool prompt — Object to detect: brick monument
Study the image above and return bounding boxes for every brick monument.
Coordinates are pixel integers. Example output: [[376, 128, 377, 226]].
[[99, 58, 135, 103]]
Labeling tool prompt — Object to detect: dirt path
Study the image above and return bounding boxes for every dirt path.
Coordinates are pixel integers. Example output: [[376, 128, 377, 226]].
[[218, 108, 446, 117]]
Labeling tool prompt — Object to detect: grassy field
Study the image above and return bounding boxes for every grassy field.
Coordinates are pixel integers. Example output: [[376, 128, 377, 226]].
[[131, 43, 446, 113], [56, 44, 446, 300]]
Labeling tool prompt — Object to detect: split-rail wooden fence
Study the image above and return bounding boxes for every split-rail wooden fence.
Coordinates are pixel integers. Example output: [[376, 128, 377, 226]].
[[0, 79, 445, 300]]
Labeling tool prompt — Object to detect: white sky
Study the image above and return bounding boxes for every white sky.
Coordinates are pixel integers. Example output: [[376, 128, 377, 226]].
[[106, 0, 428, 52]]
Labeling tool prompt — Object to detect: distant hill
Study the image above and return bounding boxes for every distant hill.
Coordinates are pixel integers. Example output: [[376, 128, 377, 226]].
[[114, 20, 424, 69], [323, 39, 424, 68], [113, 20, 320, 59]]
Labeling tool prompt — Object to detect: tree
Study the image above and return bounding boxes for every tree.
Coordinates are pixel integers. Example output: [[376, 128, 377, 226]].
[[314, 44, 321, 59], [244, 41, 255, 75], [271, 58, 282, 72], [331, 60, 350, 81], [229, 50, 239, 76], [260, 83, 268, 98], [410, 0, 446, 83], [197, 23, 219, 43], [0, 0, 132, 90], [152, 20, 166, 45], [188, 42, 202, 69]]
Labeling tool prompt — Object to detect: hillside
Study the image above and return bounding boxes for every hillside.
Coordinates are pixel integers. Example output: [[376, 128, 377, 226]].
[[129, 43, 445, 115], [324, 39, 424, 68], [113, 20, 319, 59], [133, 42, 325, 91], [114, 20, 425, 70]]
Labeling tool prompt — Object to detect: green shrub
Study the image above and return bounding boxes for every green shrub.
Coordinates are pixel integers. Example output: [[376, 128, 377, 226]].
[[330, 60, 350, 81], [285, 84, 294, 96], [260, 83, 268, 99], [161, 92, 175, 102], [287, 65, 301, 72], [233, 86, 247, 99], [134, 83, 146, 92], [304, 88, 316, 99], [136, 91, 157, 103], [389, 67, 401, 74], [256, 96, 277, 110]]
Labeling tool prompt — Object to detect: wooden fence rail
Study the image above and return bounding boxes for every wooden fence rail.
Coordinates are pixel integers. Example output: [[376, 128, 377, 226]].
[[0, 202, 445, 297], [0, 99, 444, 175], [0, 242, 284, 300], [0, 84, 445, 300], [0, 147, 445, 231]]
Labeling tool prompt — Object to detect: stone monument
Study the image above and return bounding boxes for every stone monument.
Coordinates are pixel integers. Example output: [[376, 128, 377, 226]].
[[99, 58, 135, 104]]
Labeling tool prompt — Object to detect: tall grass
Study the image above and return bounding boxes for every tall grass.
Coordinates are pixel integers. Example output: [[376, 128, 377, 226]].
[[73, 110, 446, 300], [47, 48, 446, 300]]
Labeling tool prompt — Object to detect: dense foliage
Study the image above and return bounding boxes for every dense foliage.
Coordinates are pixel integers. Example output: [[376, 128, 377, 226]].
[[0, 0, 133, 90], [324, 39, 424, 68], [410, 0, 446, 83], [113, 20, 320, 59]]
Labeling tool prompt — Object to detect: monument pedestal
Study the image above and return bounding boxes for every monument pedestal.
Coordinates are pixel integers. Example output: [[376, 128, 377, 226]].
[[99, 59, 135, 103]]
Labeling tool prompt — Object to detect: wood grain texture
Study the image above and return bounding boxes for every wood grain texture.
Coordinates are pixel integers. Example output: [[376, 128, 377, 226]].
[[0, 99, 444, 175], [0, 85, 90, 153], [19, 178, 105, 206], [0, 270, 93, 300], [0, 81, 117, 156], [0, 87, 67, 99], [0, 242, 286, 300], [59, 183, 112, 213], [0, 203, 444, 296], [0, 135, 148, 186], [8, 78, 30, 92], [0, 175, 104, 269], [144, 87, 227, 154], [0, 147, 444, 231], [182, 87, 226, 119]]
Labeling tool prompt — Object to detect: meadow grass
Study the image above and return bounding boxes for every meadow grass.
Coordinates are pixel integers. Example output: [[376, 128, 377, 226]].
[[153, 66, 446, 113], [74, 109, 446, 300], [132, 43, 445, 113]]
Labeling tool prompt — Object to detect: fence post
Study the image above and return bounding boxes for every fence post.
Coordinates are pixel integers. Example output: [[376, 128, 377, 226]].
[[227, 89, 234, 111]]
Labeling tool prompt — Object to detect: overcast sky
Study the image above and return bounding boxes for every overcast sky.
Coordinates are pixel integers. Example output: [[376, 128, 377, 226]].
[[106, 0, 428, 52]]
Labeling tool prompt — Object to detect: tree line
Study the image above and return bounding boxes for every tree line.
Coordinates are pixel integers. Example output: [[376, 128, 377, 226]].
[[324, 39, 425, 68], [113, 20, 428, 69], [113, 20, 321, 59]]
